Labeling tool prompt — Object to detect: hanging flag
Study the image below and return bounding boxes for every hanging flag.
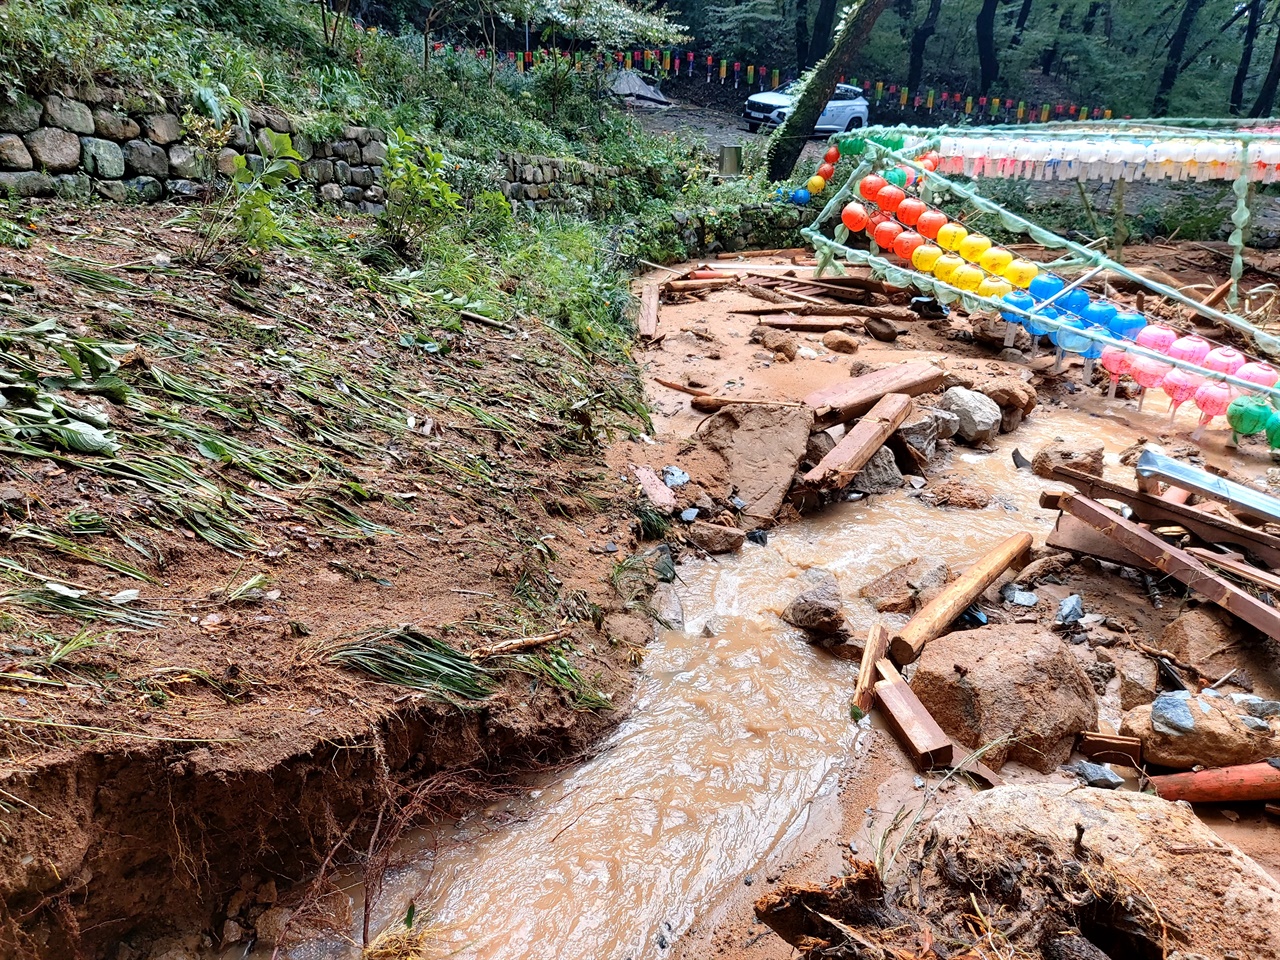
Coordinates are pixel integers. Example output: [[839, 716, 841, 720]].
[[772, 68, 780, 89], [707, 54, 713, 82], [1041, 103, 1050, 123], [663, 49, 671, 71], [926, 89, 935, 110], [719, 59, 727, 83], [747, 64, 755, 84], [965, 96, 974, 114]]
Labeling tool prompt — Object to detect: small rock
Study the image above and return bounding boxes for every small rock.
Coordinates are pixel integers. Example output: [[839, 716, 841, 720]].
[[79, 136, 124, 178], [781, 570, 845, 635], [253, 906, 292, 945], [930, 408, 960, 440], [913, 775, 925, 789], [94, 179, 126, 201], [221, 919, 245, 945], [1083, 659, 1116, 695], [141, 113, 183, 145], [0, 95, 44, 134], [603, 541, 618, 553], [687, 521, 745, 554], [805, 430, 836, 465], [0, 171, 51, 197], [1066, 760, 1124, 789], [864, 316, 900, 342], [123, 176, 163, 202], [662, 465, 690, 488], [123, 139, 168, 177], [746, 529, 768, 546], [91, 107, 140, 141], [860, 557, 949, 614], [679, 508, 699, 522], [897, 411, 939, 461], [759, 327, 798, 360], [0, 134, 33, 171], [1056, 594, 1084, 623], [651, 583, 684, 628], [851, 445, 903, 494], [168, 143, 210, 179], [1033, 441, 1104, 479], [821, 329, 861, 354], [1000, 582, 1038, 607], [1121, 691, 1280, 769]]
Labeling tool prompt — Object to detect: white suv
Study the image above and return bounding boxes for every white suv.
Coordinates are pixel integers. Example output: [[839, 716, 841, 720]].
[[742, 82, 869, 134]]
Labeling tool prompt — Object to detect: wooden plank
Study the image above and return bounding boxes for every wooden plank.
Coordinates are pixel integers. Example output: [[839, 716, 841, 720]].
[[1057, 493, 1280, 641], [1077, 732, 1143, 767], [803, 393, 912, 489], [768, 284, 830, 306], [1150, 761, 1280, 803], [1045, 509, 1153, 569], [1186, 547, 1280, 593], [638, 283, 660, 339], [851, 623, 889, 718], [634, 465, 676, 514], [689, 396, 808, 413], [803, 362, 945, 429], [1049, 466, 1280, 569], [665, 278, 736, 293], [758, 316, 860, 332], [889, 532, 1033, 666], [873, 676, 954, 770], [715, 247, 810, 260], [653, 377, 712, 397]]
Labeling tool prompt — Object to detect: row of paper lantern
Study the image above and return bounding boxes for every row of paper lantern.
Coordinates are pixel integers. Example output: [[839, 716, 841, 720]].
[[836, 167, 1280, 438]]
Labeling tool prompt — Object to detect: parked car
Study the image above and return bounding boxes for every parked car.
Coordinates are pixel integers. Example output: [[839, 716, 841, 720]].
[[742, 81, 868, 134]]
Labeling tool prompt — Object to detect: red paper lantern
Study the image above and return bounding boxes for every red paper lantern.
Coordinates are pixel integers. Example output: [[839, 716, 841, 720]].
[[841, 202, 869, 232], [896, 197, 927, 226], [875, 184, 907, 214], [858, 175, 887, 202], [823, 145, 841, 165], [872, 219, 904, 250], [916, 210, 948, 240], [817, 162, 836, 181], [892, 230, 925, 261], [865, 212, 889, 237]]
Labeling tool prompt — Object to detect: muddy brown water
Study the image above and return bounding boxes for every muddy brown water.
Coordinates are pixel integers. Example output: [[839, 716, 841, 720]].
[[254, 402, 1265, 960]]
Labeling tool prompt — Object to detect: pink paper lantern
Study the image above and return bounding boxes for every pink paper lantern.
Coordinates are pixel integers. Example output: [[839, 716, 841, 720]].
[[1161, 367, 1204, 419], [1136, 324, 1177, 353], [1100, 346, 1131, 399], [1203, 346, 1246, 375], [1167, 334, 1210, 365], [1192, 379, 1233, 439], [1233, 360, 1279, 394], [1130, 355, 1171, 389]]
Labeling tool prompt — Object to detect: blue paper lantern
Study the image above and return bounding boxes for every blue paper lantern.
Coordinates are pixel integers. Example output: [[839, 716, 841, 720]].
[[791, 188, 811, 204], [1000, 290, 1035, 325], [1109, 311, 1146, 341], [1028, 273, 1065, 302], [1060, 288, 1091, 316], [1024, 305, 1059, 337]]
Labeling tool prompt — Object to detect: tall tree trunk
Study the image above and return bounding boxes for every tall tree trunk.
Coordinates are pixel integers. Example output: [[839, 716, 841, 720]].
[[1010, 0, 1034, 46], [795, 0, 811, 72], [765, 0, 892, 182], [810, 0, 840, 65], [907, 0, 942, 91], [976, 0, 1000, 93], [1231, 0, 1263, 115], [1250, 21, 1280, 116], [1151, 0, 1208, 115]]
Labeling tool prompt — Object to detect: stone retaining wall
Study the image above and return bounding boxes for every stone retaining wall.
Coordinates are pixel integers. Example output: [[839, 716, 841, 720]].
[[495, 152, 629, 214], [0, 87, 388, 212]]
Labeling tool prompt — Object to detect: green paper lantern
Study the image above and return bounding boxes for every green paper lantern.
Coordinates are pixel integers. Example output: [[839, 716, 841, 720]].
[[883, 167, 908, 188], [838, 136, 865, 157], [1227, 395, 1272, 445], [1266, 410, 1280, 449]]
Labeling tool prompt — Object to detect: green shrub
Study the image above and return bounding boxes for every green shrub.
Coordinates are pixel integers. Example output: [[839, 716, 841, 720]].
[[378, 129, 462, 256]]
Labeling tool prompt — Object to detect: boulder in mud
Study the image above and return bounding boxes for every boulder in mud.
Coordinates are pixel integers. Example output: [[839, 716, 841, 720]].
[[859, 557, 949, 614], [1159, 606, 1279, 695], [821, 329, 861, 354], [895, 410, 938, 461], [804, 430, 836, 467], [1111, 648, 1158, 710], [919, 475, 992, 509], [912, 624, 1097, 771], [757, 784, 1280, 960], [751, 326, 798, 360], [781, 570, 845, 636], [936, 387, 1000, 444], [851, 445, 903, 494], [686, 520, 745, 554], [1032, 440, 1104, 479], [977, 375, 1037, 434], [695, 402, 813, 529], [1120, 690, 1280, 769]]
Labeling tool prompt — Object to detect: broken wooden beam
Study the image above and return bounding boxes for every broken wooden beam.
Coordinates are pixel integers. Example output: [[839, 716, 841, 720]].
[[889, 532, 1033, 666], [1077, 732, 1143, 767], [1049, 466, 1280, 569], [715, 247, 810, 260], [634, 465, 676, 514], [873, 664, 954, 770], [638, 283, 659, 339], [757, 316, 861, 333], [1044, 507, 1152, 569], [804, 362, 945, 429], [1057, 492, 1280, 641], [1185, 547, 1280, 593], [1150, 760, 1280, 803], [665, 278, 736, 293], [851, 623, 889, 718], [653, 377, 713, 397], [689, 396, 807, 413], [803, 393, 912, 489]]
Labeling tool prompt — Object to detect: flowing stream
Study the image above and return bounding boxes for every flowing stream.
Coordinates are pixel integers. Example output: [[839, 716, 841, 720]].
[[272, 407, 1164, 960]]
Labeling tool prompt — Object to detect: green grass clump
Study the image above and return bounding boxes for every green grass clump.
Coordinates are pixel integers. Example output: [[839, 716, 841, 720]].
[[328, 627, 492, 701]]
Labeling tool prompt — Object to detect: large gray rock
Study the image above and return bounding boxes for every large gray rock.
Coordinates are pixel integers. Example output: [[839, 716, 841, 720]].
[[1120, 690, 1280, 769], [319, 182, 343, 203], [0, 94, 44, 133], [141, 113, 182, 145], [123, 176, 164, 202], [695, 403, 813, 528], [216, 148, 241, 176], [168, 144, 209, 179], [913, 624, 1097, 771], [0, 134, 33, 171], [781, 570, 845, 635], [91, 107, 140, 141], [0, 171, 53, 197], [362, 140, 387, 165], [301, 159, 333, 184], [123, 139, 168, 177], [79, 137, 124, 178], [1032, 440, 1104, 479], [349, 165, 376, 188], [936, 387, 1001, 444], [859, 557, 949, 614], [94, 179, 127, 202], [52, 172, 91, 200], [41, 94, 94, 134], [851, 445, 903, 494], [896, 411, 938, 461], [23, 127, 81, 171]]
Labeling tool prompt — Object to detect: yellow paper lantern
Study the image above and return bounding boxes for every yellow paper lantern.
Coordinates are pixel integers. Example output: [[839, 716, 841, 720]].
[[977, 247, 1014, 275], [1003, 258, 1040, 288], [952, 264, 984, 291], [935, 222, 968, 252], [976, 276, 1013, 299], [807, 175, 827, 194], [933, 253, 964, 284], [911, 243, 944, 273], [957, 234, 992, 262]]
